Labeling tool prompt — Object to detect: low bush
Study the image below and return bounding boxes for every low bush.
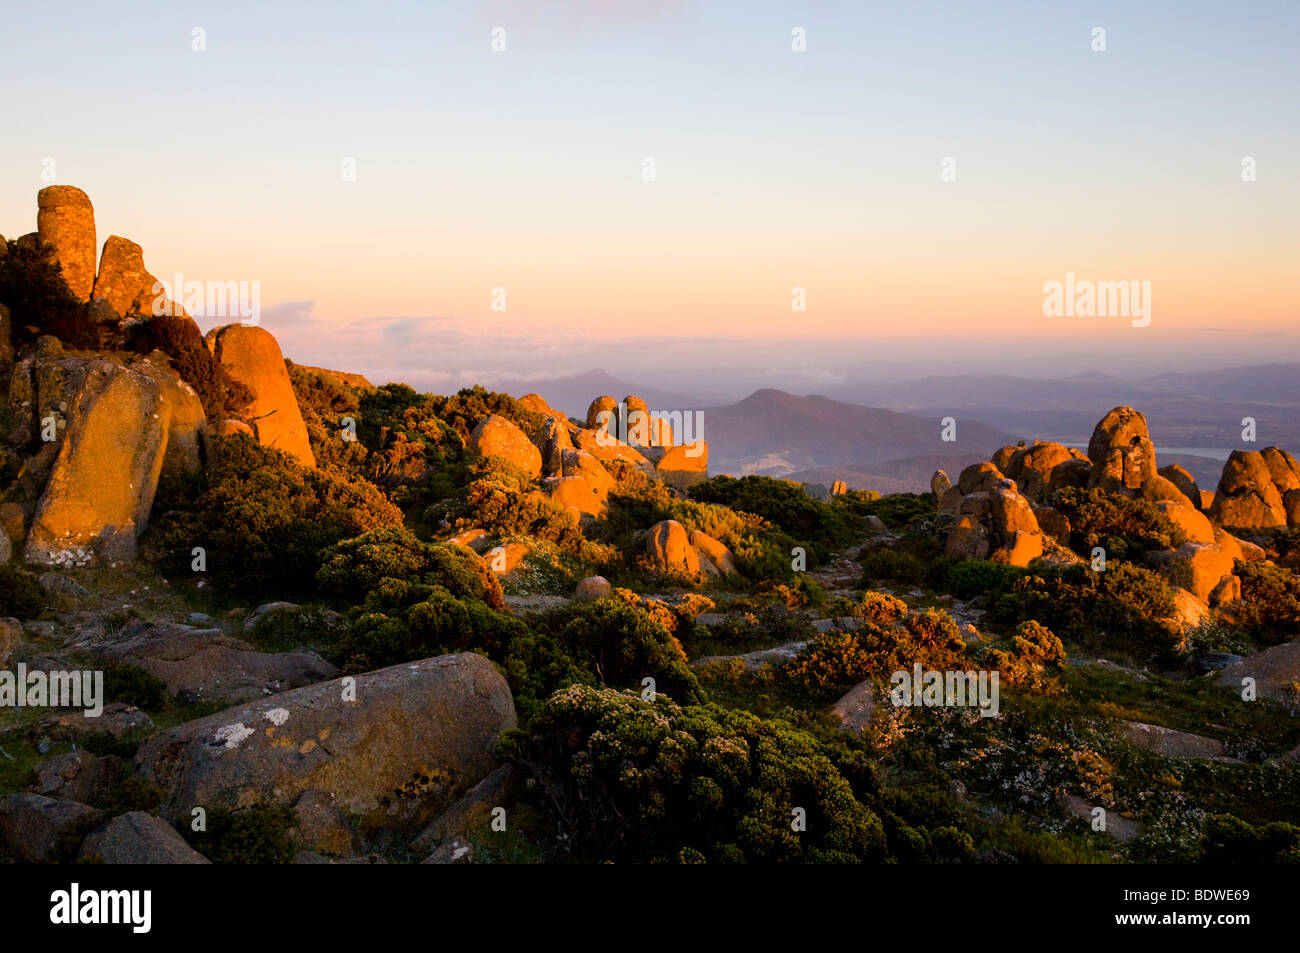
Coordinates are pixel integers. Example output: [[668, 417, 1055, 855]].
[[505, 684, 888, 863]]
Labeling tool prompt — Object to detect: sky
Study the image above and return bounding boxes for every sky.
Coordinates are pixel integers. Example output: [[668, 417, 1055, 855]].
[[1, 0, 1297, 398]]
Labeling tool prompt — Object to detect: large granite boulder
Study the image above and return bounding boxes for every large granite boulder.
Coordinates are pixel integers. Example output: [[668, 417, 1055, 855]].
[[90, 620, 337, 705], [26, 357, 206, 565], [468, 414, 541, 478], [646, 519, 699, 574], [36, 186, 96, 301], [1087, 407, 1158, 495], [135, 653, 516, 825], [77, 811, 210, 864], [1210, 450, 1288, 533], [205, 324, 315, 467]]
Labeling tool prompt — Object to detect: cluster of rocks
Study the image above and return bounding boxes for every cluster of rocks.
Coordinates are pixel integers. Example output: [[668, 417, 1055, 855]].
[[0, 653, 519, 864], [459, 392, 727, 589], [1210, 447, 1300, 534], [937, 405, 1287, 632], [0, 186, 319, 565]]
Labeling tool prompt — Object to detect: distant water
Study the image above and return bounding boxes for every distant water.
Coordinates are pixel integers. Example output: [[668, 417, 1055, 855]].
[[1156, 447, 1232, 461], [1051, 440, 1231, 462]]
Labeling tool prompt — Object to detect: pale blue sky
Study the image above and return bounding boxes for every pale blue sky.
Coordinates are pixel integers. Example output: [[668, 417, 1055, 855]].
[[1, 0, 1297, 393]]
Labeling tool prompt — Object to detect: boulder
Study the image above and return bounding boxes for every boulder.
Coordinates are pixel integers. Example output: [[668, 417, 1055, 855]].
[[26, 358, 206, 565], [1031, 504, 1070, 544], [1087, 407, 1158, 495], [572, 427, 648, 467], [830, 681, 878, 733], [205, 324, 315, 467], [468, 414, 541, 478], [575, 576, 611, 600], [1214, 641, 1300, 703], [991, 530, 1043, 567], [537, 415, 573, 476], [90, 235, 165, 317], [90, 621, 337, 705], [517, 393, 560, 417], [1159, 464, 1202, 508], [560, 448, 614, 496], [1285, 489, 1300, 528], [989, 485, 1039, 542], [410, 763, 514, 853], [937, 485, 963, 516], [135, 653, 517, 824], [930, 470, 951, 496], [1159, 542, 1236, 604], [1208, 574, 1241, 607], [586, 395, 618, 432], [957, 462, 1005, 495], [1261, 447, 1300, 494], [0, 303, 12, 371], [1210, 450, 1288, 533], [36, 751, 125, 806], [291, 789, 357, 856], [1122, 722, 1228, 760], [1161, 587, 1212, 639], [655, 441, 708, 490], [1157, 500, 1215, 544], [36, 185, 97, 301], [76, 811, 210, 864], [0, 793, 101, 863], [1014, 442, 1077, 501], [545, 475, 604, 517], [1051, 457, 1092, 492], [484, 541, 530, 575], [944, 516, 989, 560], [646, 519, 699, 574], [0, 617, 22, 667], [690, 530, 739, 576], [448, 527, 490, 553]]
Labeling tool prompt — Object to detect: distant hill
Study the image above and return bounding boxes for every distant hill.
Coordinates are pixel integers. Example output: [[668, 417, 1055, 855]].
[[786, 453, 993, 494], [700, 389, 1019, 478], [481, 369, 703, 420]]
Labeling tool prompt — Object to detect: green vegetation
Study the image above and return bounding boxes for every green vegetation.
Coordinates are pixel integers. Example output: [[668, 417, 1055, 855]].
[[1050, 486, 1187, 561], [505, 684, 887, 863], [160, 433, 404, 595]]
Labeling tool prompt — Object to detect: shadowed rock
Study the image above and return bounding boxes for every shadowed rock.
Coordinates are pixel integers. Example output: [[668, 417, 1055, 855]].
[[36, 186, 96, 300], [135, 653, 516, 824]]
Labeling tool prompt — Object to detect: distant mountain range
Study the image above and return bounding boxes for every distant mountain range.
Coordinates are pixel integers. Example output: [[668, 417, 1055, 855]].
[[496, 363, 1300, 493]]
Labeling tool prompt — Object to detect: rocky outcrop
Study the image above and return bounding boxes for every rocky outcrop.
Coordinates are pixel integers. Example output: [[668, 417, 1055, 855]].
[[1159, 464, 1201, 509], [205, 324, 315, 467], [1156, 500, 1215, 544], [77, 811, 210, 864], [135, 653, 516, 825], [655, 440, 709, 490], [91, 235, 167, 318], [646, 519, 699, 574], [90, 620, 337, 705], [1087, 407, 1161, 497], [468, 414, 541, 477], [536, 415, 573, 476], [575, 575, 611, 600], [25, 356, 206, 565], [930, 470, 951, 497], [1156, 542, 1238, 605], [586, 395, 618, 432], [36, 186, 97, 301], [0, 793, 100, 863], [1210, 449, 1292, 533], [1005, 441, 1088, 501], [690, 530, 738, 576]]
